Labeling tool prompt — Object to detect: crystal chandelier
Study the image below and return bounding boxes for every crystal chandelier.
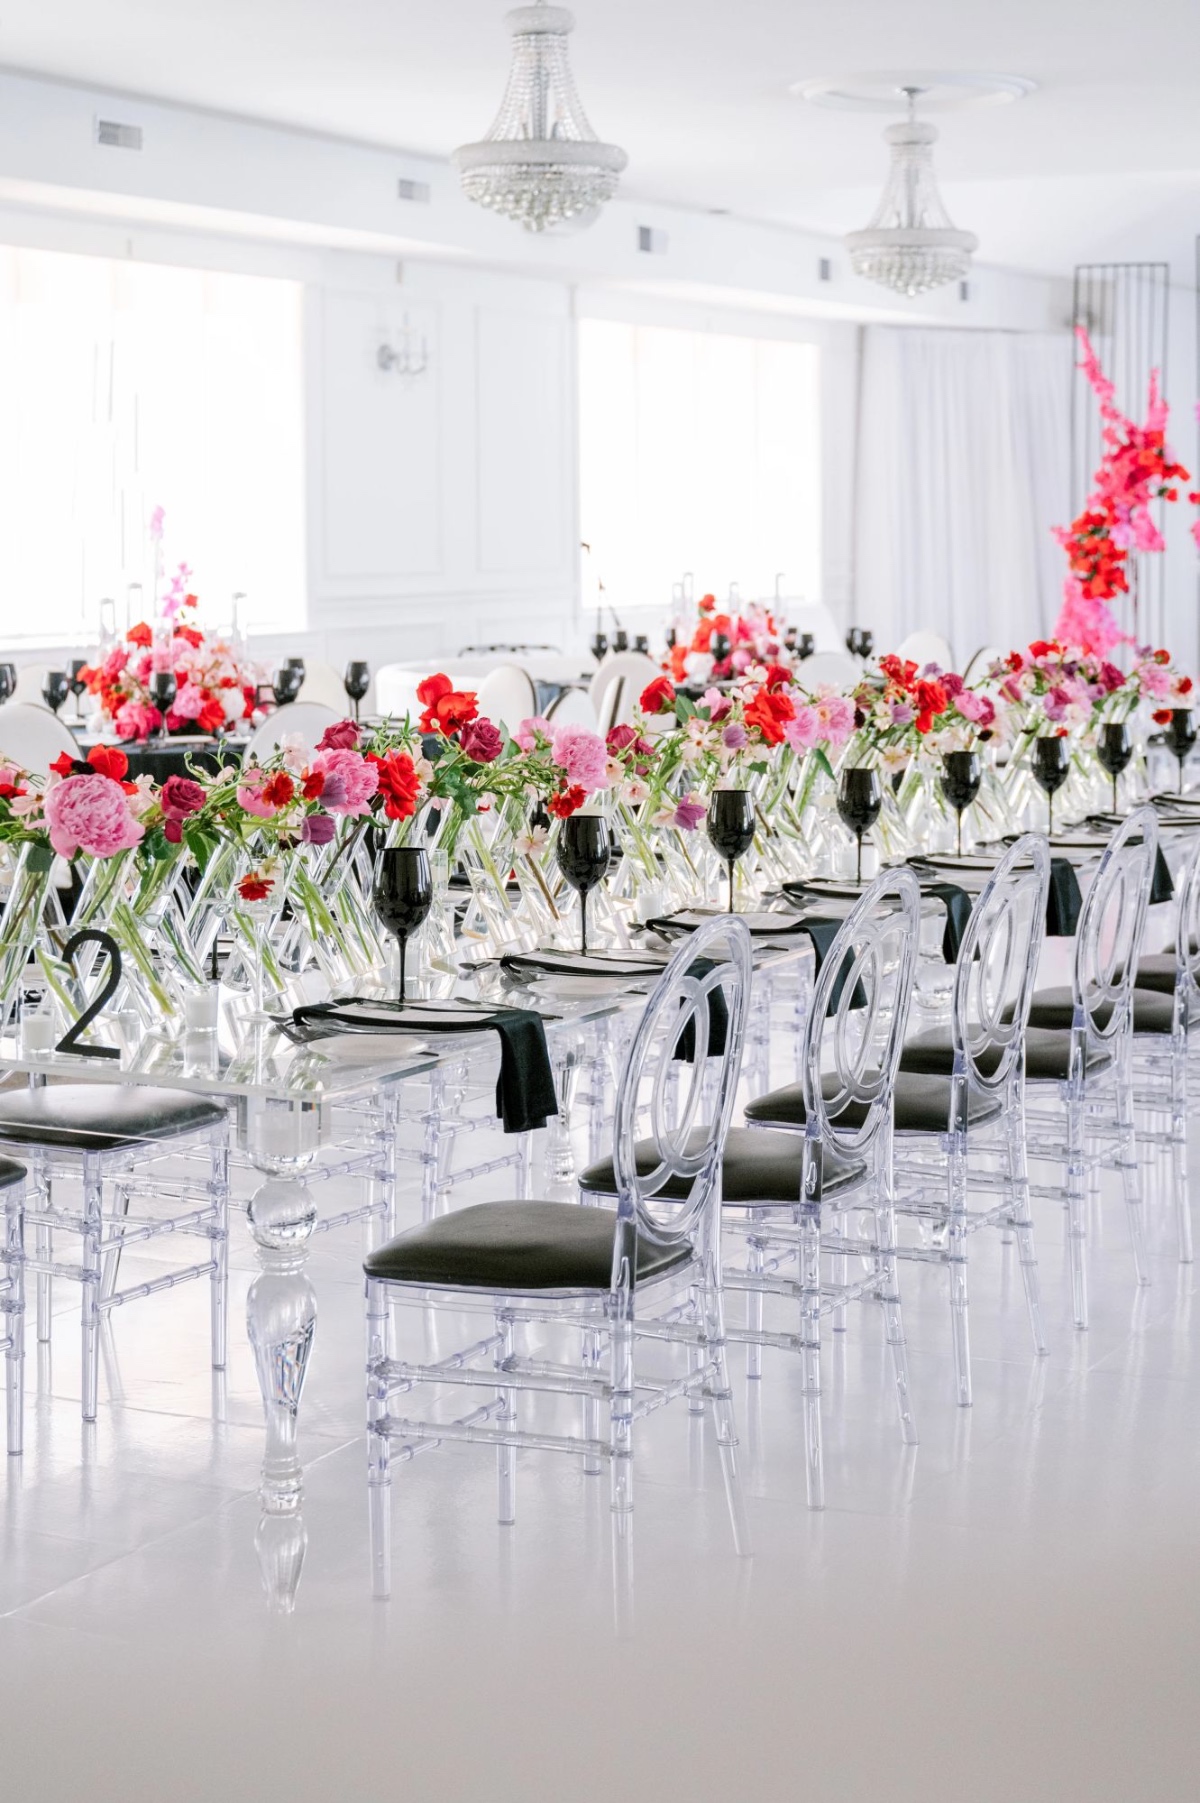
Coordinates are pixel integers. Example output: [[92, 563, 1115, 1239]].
[[453, 2, 627, 233], [845, 88, 977, 296]]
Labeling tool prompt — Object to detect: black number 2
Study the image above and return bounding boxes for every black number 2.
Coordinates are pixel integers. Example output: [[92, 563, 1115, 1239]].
[[56, 929, 123, 1060]]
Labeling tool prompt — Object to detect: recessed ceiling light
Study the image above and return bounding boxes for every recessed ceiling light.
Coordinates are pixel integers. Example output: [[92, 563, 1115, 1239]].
[[792, 71, 1036, 112]]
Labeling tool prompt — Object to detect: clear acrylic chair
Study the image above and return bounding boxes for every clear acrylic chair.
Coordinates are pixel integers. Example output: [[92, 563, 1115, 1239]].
[[0, 1156, 25, 1452], [0, 1084, 230, 1421], [364, 916, 754, 1601], [711, 868, 923, 1509], [887, 834, 1052, 1405], [1019, 809, 1159, 1328]]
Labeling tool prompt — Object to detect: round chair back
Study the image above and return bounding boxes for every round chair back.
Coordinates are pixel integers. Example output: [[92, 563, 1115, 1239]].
[[243, 702, 339, 764], [476, 664, 538, 735], [0, 701, 79, 778], [295, 660, 351, 713], [1073, 805, 1159, 1042], [611, 916, 752, 1258], [590, 652, 661, 734], [951, 832, 1050, 1094]]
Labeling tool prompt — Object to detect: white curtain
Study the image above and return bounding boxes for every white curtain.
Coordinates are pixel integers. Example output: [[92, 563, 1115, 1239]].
[[854, 326, 1070, 667]]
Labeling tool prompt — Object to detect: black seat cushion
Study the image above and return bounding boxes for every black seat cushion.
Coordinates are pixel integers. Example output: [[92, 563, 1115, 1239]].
[[900, 1027, 1112, 1084], [0, 1156, 25, 1189], [580, 1126, 866, 1206], [0, 1085, 227, 1152], [744, 1071, 1002, 1136], [1133, 953, 1177, 996], [1025, 984, 1175, 1036], [363, 1200, 690, 1291]]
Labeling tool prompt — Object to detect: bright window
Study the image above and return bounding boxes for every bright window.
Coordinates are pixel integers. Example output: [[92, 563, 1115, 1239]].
[[578, 318, 821, 616], [0, 245, 304, 645]]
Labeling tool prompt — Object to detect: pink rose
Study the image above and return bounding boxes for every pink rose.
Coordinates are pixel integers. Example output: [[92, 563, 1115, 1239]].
[[459, 717, 504, 764], [316, 719, 360, 752], [955, 690, 995, 728], [310, 748, 378, 816], [783, 705, 820, 754], [513, 716, 551, 753], [45, 773, 144, 859]]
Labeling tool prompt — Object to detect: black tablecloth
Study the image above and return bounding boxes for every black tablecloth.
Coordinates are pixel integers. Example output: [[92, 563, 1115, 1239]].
[[81, 737, 239, 785]]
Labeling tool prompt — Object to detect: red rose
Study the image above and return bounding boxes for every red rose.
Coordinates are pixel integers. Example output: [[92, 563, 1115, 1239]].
[[126, 622, 153, 648], [416, 672, 479, 736], [914, 679, 949, 734], [762, 664, 792, 692], [367, 751, 421, 821], [548, 784, 586, 819], [743, 688, 795, 747], [639, 676, 676, 715], [87, 744, 129, 782], [197, 697, 228, 736], [1153, 708, 1173, 725], [261, 771, 295, 809], [316, 719, 360, 752], [459, 717, 503, 763], [161, 774, 206, 820], [1180, 677, 1194, 696]]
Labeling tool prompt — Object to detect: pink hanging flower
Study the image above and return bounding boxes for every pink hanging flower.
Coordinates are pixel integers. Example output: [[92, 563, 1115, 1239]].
[[45, 774, 144, 859]]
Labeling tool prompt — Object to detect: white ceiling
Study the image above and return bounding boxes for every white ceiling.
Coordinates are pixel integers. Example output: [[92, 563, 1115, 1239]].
[[2, 0, 1199, 277]]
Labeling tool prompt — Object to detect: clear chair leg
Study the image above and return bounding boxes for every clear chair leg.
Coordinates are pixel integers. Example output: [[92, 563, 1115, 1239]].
[[875, 1197, 919, 1439], [582, 1326, 603, 1473], [5, 1182, 23, 1456], [1006, 1108, 1047, 1355], [699, 1265, 750, 1554], [798, 1203, 824, 1508], [1116, 1056, 1149, 1286], [209, 1128, 229, 1372], [366, 1278, 392, 1601], [946, 1139, 972, 1408], [80, 1153, 102, 1422], [745, 1237, 764, 1380], [1066, 1093, 1089, 1330], [495, 1311, 516, 1526], [1171, 1045, 1193, 1264], [35, 1155, 51, 1345], [98, 1179, 130, 1305], [609, 1306, 634, 1519]]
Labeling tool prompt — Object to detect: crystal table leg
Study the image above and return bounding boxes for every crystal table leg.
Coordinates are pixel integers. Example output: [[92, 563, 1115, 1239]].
[[246, 1170, 317, 1614]]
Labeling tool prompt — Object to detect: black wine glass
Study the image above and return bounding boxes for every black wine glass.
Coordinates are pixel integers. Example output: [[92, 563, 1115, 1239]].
[[939, 750, 982, 857], [1031, 734, 1070, 835], [344, 660, 370, 720], [633, 633, 650, 656], [710, 631, 732, 665], [68, 658, 88, 706], [665, 626, 677, 650], [272, 665, 303, 707], [0, 662, 16, 704], [858, 630, 874, 660], [590, 631, 608, 663], [1164, 708, 1196, 796], [1096, 721, 1132, 814], [612, 629, 630, 654], [556, 814, 614, 955], [42, 670, 69, 715], [373, 845, 433, 1003], [150, 670, 177, 740], [796, 632, 815, 661], [284, 655, 306, 678], [845, 627, 865, 657], [706, 789, 755, 914], [837, 767, 882, 884]]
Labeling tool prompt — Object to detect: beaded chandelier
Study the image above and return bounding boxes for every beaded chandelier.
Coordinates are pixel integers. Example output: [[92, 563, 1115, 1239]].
[[845, 88, 978, 296]]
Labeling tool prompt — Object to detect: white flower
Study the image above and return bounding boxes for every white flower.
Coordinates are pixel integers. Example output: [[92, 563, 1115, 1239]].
[[515, 826, 548, 855], [279, 733, 308, 773]]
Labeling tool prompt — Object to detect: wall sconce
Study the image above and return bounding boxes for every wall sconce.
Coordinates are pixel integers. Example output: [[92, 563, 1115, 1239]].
[[377, 315, 430, 379]]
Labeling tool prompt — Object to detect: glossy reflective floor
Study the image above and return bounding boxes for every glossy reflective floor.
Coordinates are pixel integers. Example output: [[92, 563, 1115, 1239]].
[[2, 1063, 1199, 1801]]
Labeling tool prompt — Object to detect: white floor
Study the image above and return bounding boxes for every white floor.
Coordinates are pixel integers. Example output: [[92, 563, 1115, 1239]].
[[2, 1062, 1199, 1802]]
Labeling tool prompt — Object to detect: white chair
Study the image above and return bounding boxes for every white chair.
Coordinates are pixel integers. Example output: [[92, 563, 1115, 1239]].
[[476, 664, 538, 735], [0, 702, 79, 777], [545, 686, 598, 730], [797, 651, 859, 691], [296, 659, 351, 714], [373, 666, 423, 724], [11, 664, 55, 708], [961, 645, 1001, 685], [896, 630, 955, 673], [590, 652, 661, 734], [243, 702, 339, 763], [786, 600, 842, 653]]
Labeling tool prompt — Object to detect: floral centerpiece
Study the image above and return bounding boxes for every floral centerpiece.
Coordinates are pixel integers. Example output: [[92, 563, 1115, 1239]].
[[664, 592, 790, 684]]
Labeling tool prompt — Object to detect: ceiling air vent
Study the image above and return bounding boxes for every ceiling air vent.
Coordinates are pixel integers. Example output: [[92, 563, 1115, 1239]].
[[397, 178, 431, 204], [638, 225, 668, 255], [96, 119, 143, 151]]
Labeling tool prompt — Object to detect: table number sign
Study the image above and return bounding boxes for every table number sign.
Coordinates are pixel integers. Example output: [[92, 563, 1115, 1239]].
[[55, 928, 123, 1060]]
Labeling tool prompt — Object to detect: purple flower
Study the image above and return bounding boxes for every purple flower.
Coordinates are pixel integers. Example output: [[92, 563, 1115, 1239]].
[[301, 812, 336, 844], [891, 702, 914, 726], [722, 723, 748, 750], [673, 796, 706, 831]]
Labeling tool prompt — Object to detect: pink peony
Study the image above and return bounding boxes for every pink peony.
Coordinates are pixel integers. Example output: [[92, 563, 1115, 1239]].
[[783, 705, 821, 754], [954, 690, 995, 728], [45, 774, 144, 859], [310, 748, 379, 817], [513, 716, 551, 753], [172, 682, 205, 722], [550, 724, 608, 794], [812, 692, 855, 748], [114, 701, 160, 742]]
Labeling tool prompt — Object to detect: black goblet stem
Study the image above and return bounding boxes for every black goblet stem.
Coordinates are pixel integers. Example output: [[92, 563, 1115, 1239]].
[[398, 935, 407, 1004], [728, 859, 735, 915], [580, 891, 588, 957], [1180, 756, 1185, 797], [957, 810, 963, 859], [856, 833, 863, 885], [1112, 773, 1119, 816], [1048, 791, 1054, 837]]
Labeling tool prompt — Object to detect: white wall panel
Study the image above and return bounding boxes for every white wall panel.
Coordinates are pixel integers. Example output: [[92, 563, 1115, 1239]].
[[475, 308, 569, 576]]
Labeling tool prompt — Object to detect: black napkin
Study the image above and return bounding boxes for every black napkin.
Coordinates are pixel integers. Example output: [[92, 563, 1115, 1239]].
[[286, 998, 558, 1136], [672, 957, 731, 1063], [799, 916, 868, 1013], [500, 949, 667, 980], [917, 880, 973, 963], [1045, 857, 1083, 937], [1151, 846, 1175, 905]]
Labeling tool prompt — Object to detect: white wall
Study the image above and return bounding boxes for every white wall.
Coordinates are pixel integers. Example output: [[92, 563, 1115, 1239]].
[[0, 64, 1076, 677]]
